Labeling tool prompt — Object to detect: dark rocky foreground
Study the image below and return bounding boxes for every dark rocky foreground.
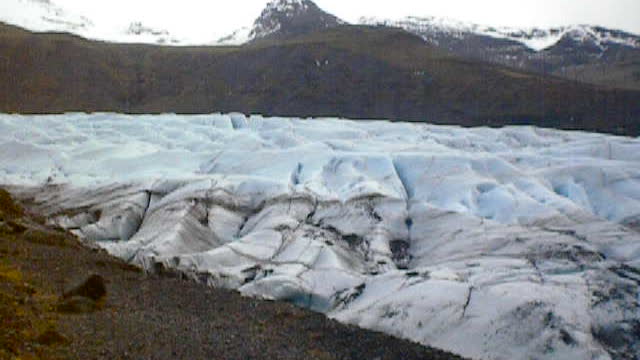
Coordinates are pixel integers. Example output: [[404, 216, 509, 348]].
[[0, 188, 468, 360]]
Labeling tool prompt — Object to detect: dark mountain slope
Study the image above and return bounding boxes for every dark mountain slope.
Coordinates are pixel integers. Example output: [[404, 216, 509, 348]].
[[362, 17, 640, 91], [0, 22, 639, 136]]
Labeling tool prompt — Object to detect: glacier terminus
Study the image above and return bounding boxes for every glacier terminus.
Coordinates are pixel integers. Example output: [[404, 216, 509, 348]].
[[1, 113, 639, 360]]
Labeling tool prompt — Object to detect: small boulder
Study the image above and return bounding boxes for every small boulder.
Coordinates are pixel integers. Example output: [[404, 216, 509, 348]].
[[57, 296, 103, 313], [6, 220, 27, 234], [36, 328, 70, 346], [0, 189, 24, 219], [58, 274, 107, 313]]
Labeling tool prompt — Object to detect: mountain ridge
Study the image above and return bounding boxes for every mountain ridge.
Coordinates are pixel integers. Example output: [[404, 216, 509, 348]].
[[6, 0, 637, 90], [5, 0, 638, 52], [1, 0, 640, 134], [248, 0, 344, 41], [360, 16, 640, 90], [360, 16, 640, 52], [1, 21, 639, 136]]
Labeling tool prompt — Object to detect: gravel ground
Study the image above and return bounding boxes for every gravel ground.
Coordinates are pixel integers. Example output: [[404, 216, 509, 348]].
[[0, 188, 469, 360]]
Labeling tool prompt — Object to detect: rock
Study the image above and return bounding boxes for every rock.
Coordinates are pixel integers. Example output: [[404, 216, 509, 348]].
[[58, 274, 107, 313], [0, 189, 23, 219], [57, 295, 102, 313], [64, 274, 107, 301], [36, 328, 70, 346], [5, 220, 27, 234]]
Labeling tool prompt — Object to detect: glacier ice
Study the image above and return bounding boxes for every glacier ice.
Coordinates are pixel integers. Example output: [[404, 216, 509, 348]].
[[2, 113, 640, 360]]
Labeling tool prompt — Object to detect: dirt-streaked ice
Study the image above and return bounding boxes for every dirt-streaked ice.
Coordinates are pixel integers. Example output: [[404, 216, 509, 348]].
[[2, 113, 640, 360]]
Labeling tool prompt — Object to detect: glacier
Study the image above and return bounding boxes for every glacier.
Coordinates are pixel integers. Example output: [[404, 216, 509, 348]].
[[1, 113, 640, 360]]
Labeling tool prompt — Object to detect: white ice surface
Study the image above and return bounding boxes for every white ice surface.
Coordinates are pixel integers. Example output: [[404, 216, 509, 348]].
[[2, 113, 640, 360]]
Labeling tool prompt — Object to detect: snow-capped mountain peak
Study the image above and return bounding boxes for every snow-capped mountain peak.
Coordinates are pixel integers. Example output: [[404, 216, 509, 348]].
[[491, 24, 640, 51], [561, 25, 640, 48], [126, 22, 169, 37], [124, 22, 181, 45], [0, 0, 93, 33], [0, 0, 188, 45], [360, 16, 640, 52], [214, 26, 252, 46], [216, 0, 344, 45], [265, 0, 310, 13], [358, 15, 640, 89], [249, 0, 344, 41]]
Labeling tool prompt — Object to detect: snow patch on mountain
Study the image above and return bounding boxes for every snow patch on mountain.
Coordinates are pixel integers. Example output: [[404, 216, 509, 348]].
[[0, 0, 214, 45], [214, 26, 252, 46], [3, 0, 343, 46], [6, 0, 637, 53], [0, 0, 93, 33], [2, 113, 640, 360], [0, 0, 186, 44], [124, 22, 181, 45], [248, 0, 344, 41], [360, 16, 640, 51], [272, 0, 308, 12]]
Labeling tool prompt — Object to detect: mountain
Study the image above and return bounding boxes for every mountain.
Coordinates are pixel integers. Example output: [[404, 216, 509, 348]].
[[0, 0, 187, 45], [2, 3, 640, 359], [214, 26, 252, 46], [124, 22, 180, 45], [360, 16, 640, 90], [219, 5, 640, 90], [248, 0, 343, 41], [0, 0, 93, 33], [360, 17, 640, 52], [0, 0, 344, 46], [217, 0, 344, 45], [5, 0, 639, 91], [1, 21, 639, 136], [1, 0, 639, 134]]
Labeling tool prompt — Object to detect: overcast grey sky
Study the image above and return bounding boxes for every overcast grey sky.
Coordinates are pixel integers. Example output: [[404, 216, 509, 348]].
[[54, 0, 640, 38]]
